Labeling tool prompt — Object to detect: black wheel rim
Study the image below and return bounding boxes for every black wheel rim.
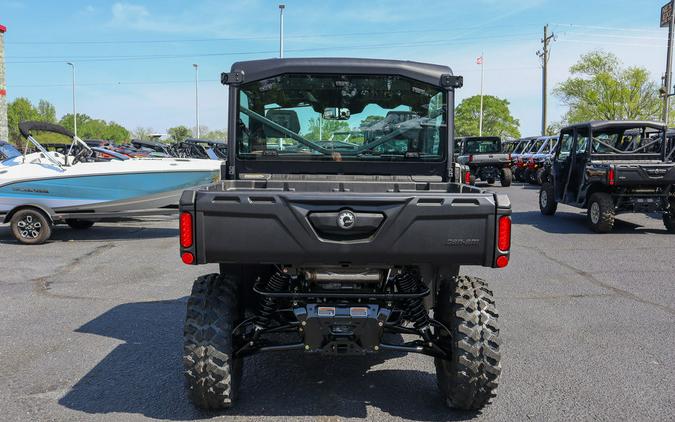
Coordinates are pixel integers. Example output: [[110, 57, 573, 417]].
[[17, 214, 41, 239]]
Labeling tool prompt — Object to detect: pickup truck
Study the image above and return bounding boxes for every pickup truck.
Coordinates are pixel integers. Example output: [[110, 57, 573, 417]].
[[540, 120, 675, 232], [178, 58, 512, 411], [456, 136, 512, 186]]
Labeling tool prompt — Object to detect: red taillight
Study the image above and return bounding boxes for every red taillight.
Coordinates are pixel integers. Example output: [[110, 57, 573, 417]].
[[496, 255, 509, 268], [464, 171, 471, 184], [498, 215, 511, 251], [181, 252, 195, 265], [179, 212, 193, 248], [608, 167, 615, 186]]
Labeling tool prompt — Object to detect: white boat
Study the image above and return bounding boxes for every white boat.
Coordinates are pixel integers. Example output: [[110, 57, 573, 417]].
[[0, 121, 222, 244]]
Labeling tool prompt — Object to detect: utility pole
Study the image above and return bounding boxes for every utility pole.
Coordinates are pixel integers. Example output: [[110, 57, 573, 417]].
[[0, 24, 7, 143], [193, 64, 200, 138], [661, 0, 675, 124], [537, 25, 555, 136], [478, 53, 484, 136], [66, 62, 77, 137], [279, 4, 285, 58]]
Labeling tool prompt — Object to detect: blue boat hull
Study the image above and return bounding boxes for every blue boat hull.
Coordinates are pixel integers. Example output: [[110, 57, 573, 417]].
[[0, 171, 217, 214]]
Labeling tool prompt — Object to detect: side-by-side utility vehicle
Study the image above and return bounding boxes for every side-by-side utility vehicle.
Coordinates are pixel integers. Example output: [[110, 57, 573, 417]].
[[539, 121, 675, 233], [178, 58, 512, 411], [457, 136, 512, 186]]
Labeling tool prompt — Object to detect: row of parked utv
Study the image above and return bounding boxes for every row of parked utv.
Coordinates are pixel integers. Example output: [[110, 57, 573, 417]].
[[457, 121, 675, 234]]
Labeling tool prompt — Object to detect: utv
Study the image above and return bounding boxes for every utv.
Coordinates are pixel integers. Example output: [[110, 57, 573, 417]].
[[511, 136, 537, 182], [456, 136, 512, 186], [539, 121, 675, 233], [524, 135, 558, 185], [179, 58, 511, 411]]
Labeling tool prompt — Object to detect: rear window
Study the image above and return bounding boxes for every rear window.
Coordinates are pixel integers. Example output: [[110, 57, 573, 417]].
[[464, 138, 501, 154], [592, 128, 663, 154]]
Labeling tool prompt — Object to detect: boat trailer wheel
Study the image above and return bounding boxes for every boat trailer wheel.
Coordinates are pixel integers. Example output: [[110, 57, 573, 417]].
[[17, 214, 42, 239]]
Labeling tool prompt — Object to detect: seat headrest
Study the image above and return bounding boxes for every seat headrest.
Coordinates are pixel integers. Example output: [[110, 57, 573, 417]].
[[264, 109, 301, 138]]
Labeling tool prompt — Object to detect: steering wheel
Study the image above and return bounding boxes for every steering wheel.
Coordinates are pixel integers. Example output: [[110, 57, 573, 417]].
[[71, 147, 92, 165]]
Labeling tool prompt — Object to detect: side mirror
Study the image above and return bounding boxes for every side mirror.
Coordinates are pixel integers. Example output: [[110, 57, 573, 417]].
[[323, 107, 351, 120]]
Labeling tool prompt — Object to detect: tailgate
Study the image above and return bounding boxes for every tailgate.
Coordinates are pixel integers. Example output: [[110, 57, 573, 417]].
[[615, 162, 675, 186], [182, 190, 509, 268]]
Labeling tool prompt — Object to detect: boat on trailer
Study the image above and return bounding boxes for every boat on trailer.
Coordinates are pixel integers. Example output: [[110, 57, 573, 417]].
[[0, 121, 222, 244]]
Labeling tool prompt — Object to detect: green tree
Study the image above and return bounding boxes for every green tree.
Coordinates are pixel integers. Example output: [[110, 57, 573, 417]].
[[305, 118, 350, 141], [132, 127, 154, 141], [168, 125, 192, 143], [553, 51, 661, 123], [59, 114, 130, 144], [455, 95, 520, 138], [7, 98, 41, 144], [359, 115, 385, 129], [37, 100, 57, 123], [203, 129, 227, 141]]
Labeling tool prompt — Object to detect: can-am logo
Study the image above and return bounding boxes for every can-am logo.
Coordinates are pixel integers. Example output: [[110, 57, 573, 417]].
[[337, 210, 356, 230], [446, 238, 480, 247]]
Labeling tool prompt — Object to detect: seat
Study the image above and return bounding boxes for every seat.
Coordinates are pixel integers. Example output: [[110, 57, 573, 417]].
[[264, 109, 301, 138]]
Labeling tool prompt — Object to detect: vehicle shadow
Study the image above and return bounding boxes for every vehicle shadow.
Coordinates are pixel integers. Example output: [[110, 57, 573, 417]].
[[0, 224, 177, 244], [512, 210, 665, 235], [59, 299, 476, 421]]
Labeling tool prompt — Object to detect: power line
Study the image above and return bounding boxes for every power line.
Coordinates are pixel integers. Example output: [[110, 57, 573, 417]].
[[5, 23, 542, 46], [6, 32, 540, 64]]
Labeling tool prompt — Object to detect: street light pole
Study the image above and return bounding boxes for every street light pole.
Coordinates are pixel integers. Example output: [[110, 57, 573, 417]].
[[66, 62, 76, 137], [478, 53, 484, 136], [193, 63, 200, 138], [662, 0, 675, 124], [279, 4, 285, 58]]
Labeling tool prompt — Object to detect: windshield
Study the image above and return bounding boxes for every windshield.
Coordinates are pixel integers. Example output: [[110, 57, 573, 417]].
[[591, 128, 663, 154], [237, 73, 446, 161], [0, 143, 21, 162], [463, 138, 501, 154]]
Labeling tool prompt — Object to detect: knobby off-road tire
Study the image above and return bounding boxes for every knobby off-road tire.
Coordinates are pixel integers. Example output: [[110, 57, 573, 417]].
[[434, 276, 501, 411], [500, 168, 512, 187], [539, 183, 557, 216], [10, 208, 52, 245], [664, 198, 675, 233], [184, 273, 243, 410], [587, 192, 615, 233], [66, 219, 95, 230]]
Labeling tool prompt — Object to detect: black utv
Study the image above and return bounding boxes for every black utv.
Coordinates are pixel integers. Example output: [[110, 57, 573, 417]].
[[178, 58, 511, 412], [539, 121, 675, 233], [456, 136, 512, 186]]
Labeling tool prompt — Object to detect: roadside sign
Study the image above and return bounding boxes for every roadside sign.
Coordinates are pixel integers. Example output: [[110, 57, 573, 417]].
[[662, 1, 674, 28]]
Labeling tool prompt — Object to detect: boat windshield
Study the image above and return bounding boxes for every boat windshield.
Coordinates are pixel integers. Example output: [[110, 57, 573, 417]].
[[237, 73, 446, 161], [0, 143, 21, 162]]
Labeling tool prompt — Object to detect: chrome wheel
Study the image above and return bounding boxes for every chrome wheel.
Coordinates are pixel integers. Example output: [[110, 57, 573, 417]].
[[590, 202, 600, 225], [540, 190, 548, 208]]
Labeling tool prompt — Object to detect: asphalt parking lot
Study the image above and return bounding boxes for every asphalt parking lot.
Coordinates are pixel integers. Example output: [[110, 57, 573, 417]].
[[0, 183, 673, 422]]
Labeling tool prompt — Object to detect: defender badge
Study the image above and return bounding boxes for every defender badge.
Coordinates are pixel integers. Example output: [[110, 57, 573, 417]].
[[337, 210, 356, 230]]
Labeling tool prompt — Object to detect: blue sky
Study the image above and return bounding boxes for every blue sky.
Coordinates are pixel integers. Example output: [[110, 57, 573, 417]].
[[2, 0, 669, 136]]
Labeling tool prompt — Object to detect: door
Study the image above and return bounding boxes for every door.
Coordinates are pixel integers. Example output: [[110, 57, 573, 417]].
[[552, 131, 574, 201], [566, 128, 590, 202]]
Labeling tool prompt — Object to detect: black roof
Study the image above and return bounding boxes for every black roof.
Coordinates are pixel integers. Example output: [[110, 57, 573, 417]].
[[562, 120, 667, 131], [228, 57, 454, 87]]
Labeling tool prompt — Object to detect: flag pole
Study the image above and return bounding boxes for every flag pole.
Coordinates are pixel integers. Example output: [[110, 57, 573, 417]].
[[479, 52, 484, 136]]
